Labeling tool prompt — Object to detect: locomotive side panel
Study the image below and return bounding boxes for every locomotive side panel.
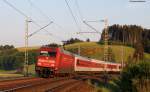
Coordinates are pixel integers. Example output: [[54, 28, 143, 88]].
[[57, 52, 75, 74]]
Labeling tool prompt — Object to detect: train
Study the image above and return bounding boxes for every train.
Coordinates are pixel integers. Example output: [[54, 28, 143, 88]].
[[35, 47, 121, 78]]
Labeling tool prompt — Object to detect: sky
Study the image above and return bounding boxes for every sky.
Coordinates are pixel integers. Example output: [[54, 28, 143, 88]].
[[0, 0, 150, 47]]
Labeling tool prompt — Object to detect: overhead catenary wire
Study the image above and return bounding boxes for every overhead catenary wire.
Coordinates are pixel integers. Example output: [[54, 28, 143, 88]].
[[74, 0, 100, 36], [75, 0, 84, 21], [32, 21, 64, 41], [64, 0, 87, 39], [29, 0, 86, 40], [3, 0, 49, 32], [3, 0, 28, 18], [3, 0, 63, 42], [27, 0, 53, 21], [27, 0, 65, 41], [64, 0, 82, 32], [27, 0, 66, 33], [83, 21, 101, 34]]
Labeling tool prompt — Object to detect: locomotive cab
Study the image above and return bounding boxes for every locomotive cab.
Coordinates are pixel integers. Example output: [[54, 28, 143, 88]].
[[37, 50, 56, 67], [35, 47, 58, 77]]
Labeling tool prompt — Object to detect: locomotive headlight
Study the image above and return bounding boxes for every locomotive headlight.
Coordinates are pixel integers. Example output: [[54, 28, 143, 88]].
[[50, 60, 55, 63], [51, 64, 55, 66], [37, 62, 42, 65]]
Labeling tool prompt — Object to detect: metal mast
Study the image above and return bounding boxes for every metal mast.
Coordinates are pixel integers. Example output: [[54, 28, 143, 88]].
[[24, 18, 29, 76], [78, 19, 109, 62], [103, 19, 109, 62]]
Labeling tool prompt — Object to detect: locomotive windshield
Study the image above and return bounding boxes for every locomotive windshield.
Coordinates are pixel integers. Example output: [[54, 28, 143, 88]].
[[40, 51, 56, 57]]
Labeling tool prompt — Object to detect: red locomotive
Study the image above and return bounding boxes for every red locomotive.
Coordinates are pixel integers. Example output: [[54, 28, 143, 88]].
[[35, 47, 121, 77]]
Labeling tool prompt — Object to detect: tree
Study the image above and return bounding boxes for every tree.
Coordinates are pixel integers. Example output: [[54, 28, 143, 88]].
[[44, 43, 59, 48], [119, 61, 150, 92], [0, 45, 14, 50], [86, 38, 90, 42], [99, 24, 150, 53], [0, 44, 39, 71], [63, 38, 83, 45], [133, 42, 144, 63]]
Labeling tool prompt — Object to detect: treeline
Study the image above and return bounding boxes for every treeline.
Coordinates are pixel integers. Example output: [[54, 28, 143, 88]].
[[0, 45, 14, 50], [100, 24, 150, 53], [63, 38, 90, 45], [63, 38, 84, 45], [0, 45, 37, 71]]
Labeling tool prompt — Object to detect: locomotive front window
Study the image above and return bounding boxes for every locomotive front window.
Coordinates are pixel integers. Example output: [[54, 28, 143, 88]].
[[40, 51, 56, 57], [48, 52, 56, 57], [40, 51, 48, 56]]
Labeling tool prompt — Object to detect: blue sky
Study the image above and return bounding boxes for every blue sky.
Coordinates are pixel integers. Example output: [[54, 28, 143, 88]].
[[0, 0, 150, 47]]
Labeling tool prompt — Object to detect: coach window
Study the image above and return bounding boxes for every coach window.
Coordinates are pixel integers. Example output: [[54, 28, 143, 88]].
[[77, 60, 80, 65], [119, 66, 121, 69]]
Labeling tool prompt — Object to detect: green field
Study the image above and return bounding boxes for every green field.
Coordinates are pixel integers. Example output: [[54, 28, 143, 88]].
[[28, 64, 35, 75], [17, 46, 40, 52], [65, 42, 150, 63], [0, 70, 23, 77]]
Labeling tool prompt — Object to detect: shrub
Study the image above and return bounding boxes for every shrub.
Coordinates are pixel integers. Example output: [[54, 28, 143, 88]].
[[119, 61, 150, 92]]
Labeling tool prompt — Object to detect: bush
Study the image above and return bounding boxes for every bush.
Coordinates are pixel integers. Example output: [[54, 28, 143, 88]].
[[119, 61, 150, 92], [0, 48, 38, 70]]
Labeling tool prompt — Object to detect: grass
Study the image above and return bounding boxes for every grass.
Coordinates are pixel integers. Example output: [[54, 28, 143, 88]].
[[0, 70, 23, 77], [65, 42, 104, 60], [0, 64, 35, 77], [0, 70, 16, 74], [28, 64, 35, 75], [0, 73, 23, 77], [65, 42, 150, 63], [96, 81, 120, 92], [17, 46, 40, 52], [88, 78, 120, 92]]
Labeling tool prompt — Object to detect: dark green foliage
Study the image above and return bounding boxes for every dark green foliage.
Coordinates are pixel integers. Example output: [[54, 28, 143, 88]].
[[97, 41, 104, 45], [1, 55, 23, 70], [44, 43, 59, 48], [0, 45, 14, 50], [142, 29, 150, 53], [119, 61, 150, 92], [0, 45, 38, 70], [0, 49, 23, 70], [28, 50, 38, 65], [63, 38, 83, 45], [133, 42, 144, 62], [100, 24, 150, 53], [86, 38, 90, 42]]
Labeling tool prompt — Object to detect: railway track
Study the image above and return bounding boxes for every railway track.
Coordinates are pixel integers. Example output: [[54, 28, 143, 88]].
[[0, 75, 113, 92], [0, 77, 43, 91], [46, 80, 80, 92], [0, 76, 97, 92], [0, 77, 76, 92], [0, 76, 34, 82]]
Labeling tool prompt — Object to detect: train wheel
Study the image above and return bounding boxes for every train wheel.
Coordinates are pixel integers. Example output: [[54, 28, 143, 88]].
[[36, 71, 42, 77], [42, 68, 50, 78]]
